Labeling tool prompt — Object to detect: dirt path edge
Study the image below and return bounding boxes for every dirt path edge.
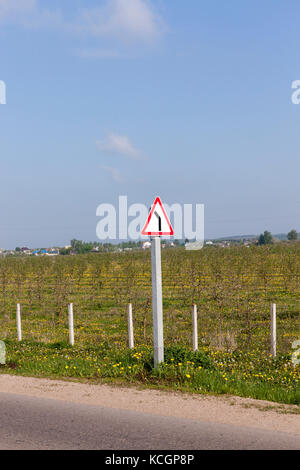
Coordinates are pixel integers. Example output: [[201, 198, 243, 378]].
[[0, 374, 299, 435]]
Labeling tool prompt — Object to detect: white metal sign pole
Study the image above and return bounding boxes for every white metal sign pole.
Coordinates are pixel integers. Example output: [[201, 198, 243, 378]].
[[151, 236, 164, 367], [142, 197, 172, 368]]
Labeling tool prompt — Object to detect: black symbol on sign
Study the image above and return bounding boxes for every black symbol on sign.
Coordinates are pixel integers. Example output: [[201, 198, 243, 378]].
[[154, 211, 162, 232]]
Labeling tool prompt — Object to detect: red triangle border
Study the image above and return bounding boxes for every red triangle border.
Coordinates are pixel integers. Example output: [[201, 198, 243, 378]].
[[141, 197, 174, 236]]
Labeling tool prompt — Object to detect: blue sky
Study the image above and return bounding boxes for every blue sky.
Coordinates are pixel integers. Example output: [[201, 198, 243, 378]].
[[1, 0, 300, 248]]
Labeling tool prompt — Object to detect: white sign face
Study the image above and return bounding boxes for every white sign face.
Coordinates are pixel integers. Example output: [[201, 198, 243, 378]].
[[142, 197, 174, 236]]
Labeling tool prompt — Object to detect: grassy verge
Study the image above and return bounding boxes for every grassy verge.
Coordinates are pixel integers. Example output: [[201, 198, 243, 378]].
[[0, 339, 299, 405]]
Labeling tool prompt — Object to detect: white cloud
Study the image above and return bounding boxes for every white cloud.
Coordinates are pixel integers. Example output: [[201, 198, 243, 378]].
[[0, 0, 63, 30], [0, 0, 36, 21], [101, 165, 123, 182], [76, 0, 165, 43], [97, 133, 144, 160], [0, 0, 166, 44]]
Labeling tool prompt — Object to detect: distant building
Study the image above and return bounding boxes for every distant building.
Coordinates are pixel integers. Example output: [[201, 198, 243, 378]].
[[47, 249, 59, 256], [142, 241, 151, 249]]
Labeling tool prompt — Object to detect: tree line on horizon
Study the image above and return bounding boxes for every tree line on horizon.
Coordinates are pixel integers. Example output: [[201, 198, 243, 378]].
[[258, 229, 298, 245], [12, 230, 299, 254]]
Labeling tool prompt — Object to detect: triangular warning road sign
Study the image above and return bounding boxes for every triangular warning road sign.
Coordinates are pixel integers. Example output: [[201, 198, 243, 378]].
[[141, 197, 174, 236]]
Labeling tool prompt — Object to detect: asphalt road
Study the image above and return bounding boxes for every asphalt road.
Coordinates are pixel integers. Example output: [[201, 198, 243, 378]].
[[0, 392, 299, 450]]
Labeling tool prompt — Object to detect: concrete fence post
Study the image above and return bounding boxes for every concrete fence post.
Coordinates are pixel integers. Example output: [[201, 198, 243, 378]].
[[270, 303, 276, 357], [127, 303, 134, 349], [68, 303, 74, 346], [192, 304, 198, 351], [16, 303, 22, 342]]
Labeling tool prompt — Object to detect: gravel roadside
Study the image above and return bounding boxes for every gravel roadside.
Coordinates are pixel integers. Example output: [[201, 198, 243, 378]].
[[0, 374, 299, 435]]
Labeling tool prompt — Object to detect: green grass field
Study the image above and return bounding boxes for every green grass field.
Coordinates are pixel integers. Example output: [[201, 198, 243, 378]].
[[0, 244, 299, 404]]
